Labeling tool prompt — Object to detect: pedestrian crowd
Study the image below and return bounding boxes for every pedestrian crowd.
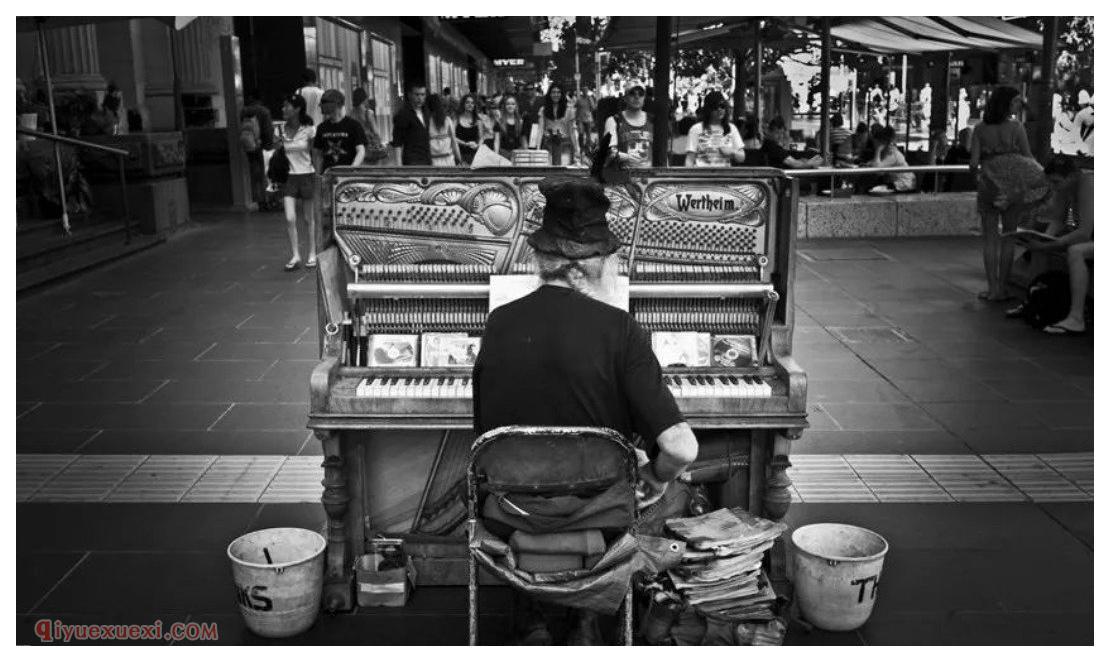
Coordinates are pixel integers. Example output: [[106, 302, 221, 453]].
[[239, 75, 1093, 336]]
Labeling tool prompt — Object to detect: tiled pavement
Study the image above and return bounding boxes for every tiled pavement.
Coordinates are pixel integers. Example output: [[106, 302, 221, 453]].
[[15, 211, 1094, 644], [16, 452, 1094, 504]]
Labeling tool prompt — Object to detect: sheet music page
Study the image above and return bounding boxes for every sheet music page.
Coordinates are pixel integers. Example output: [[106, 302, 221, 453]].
[[489, 275, 629, 312]]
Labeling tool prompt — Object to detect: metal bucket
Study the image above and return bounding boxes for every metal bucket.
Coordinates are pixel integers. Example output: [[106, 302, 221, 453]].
[[227, 528, 326, 638], [792, 523, 889, 631]]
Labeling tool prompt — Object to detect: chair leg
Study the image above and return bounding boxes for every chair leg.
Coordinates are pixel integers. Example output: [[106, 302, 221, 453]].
[[468, 550, 478, 645], [624, 585, 634, 645]]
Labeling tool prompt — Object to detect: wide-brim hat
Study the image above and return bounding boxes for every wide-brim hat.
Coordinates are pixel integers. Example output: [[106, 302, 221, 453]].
[[527, 177, 620, 260]]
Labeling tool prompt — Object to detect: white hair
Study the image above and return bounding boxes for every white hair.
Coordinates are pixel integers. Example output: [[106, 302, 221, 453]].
[[532, 251, 610, 293]]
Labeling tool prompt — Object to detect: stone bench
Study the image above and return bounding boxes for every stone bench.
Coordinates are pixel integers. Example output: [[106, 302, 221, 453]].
[[798, 192, 979, 239]]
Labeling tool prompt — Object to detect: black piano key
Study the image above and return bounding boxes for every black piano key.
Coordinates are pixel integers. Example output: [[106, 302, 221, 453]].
[[437, 377, 446, 385], [727, 376, 739, 385]]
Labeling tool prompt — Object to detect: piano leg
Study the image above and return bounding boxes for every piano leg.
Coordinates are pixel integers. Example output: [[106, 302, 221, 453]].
[[763, 430, 797, 521], [765, 429, 800, 597], [318, 430, 355, 612]]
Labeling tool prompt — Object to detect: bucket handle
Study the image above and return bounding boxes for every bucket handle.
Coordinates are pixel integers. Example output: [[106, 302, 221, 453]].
[[825, 559, 839, 567]]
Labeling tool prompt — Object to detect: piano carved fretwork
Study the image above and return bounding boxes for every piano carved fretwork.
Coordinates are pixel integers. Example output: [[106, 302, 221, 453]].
[[310, 167, 807, 607]]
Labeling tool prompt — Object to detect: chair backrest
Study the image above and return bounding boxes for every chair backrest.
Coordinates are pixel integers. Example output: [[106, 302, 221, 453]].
[[468, 426, 638, 494]]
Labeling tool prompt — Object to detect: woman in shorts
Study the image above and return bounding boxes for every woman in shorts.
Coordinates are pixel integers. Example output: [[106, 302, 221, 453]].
[[279, 94, 317, 271]]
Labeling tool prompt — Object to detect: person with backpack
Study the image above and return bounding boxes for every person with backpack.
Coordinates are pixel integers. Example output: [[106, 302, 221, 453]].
[[240, 92, 275, 211], [425, 93, 460, 167], [276, 93, 316, 271]]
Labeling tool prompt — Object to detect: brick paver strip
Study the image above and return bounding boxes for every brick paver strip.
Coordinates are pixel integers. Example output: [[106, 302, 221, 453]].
[[15, 453, 1091, 504]]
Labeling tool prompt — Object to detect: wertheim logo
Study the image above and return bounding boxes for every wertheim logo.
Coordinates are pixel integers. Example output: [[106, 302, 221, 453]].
[[644, 182, 767, 226], [674, 192, 737, 212]]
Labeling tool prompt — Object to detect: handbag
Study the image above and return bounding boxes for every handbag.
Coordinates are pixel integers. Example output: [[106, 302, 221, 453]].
[[360, 110, 389, 163], [267, 145, 290, 184], [267, 128, 291, 184]]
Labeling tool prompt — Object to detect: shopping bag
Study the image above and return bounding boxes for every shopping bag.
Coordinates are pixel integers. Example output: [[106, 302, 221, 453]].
[[471, 143, 511, 168]]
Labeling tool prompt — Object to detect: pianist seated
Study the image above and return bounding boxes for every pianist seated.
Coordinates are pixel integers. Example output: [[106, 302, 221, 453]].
[[473, 177, 698, 644]]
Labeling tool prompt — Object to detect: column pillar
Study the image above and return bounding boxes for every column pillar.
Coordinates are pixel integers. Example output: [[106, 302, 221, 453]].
[[819, 18, 831, 161], [1035, 17, 1060, 161], [36, 24, 107, 96], [652, 17, 673, 167]]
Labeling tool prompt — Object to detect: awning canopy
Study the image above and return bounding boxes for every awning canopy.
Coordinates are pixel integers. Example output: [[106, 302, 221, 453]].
[[16, 16, 196, 32], [829, 16, 1041, 53], [598, 16, 1041, 55]]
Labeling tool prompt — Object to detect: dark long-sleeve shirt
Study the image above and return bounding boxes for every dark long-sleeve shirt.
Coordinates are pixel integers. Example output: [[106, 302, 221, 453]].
[[391, 105, 431, 165]]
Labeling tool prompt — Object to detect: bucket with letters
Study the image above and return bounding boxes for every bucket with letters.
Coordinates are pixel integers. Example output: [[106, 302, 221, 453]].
[[227, 528, 326, 638], [791, 523, 889, 631]]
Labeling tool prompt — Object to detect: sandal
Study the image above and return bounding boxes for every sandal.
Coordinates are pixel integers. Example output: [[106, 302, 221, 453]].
[[1043, 323, 1085, 336], [305, 257, 318, 268], [283, 259, 301, 272], [1005, 303, 1026, 319]]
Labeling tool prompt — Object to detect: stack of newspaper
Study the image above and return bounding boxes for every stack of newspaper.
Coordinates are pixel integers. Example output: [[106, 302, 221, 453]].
[[664, 508, 788, 620]]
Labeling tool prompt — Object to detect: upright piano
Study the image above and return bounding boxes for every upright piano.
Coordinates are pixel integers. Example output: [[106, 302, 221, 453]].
[[309, 167, 807, 611]]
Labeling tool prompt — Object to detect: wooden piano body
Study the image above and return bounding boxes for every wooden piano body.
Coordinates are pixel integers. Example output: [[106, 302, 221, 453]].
[[310, 167, 807, 611]]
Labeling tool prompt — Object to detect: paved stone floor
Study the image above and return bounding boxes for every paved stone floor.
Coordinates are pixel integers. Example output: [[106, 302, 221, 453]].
[[16, 211, 1094, 645]]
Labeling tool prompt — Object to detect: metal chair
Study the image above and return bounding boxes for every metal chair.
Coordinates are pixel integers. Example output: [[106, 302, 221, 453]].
[[466, 426, 639, 645]]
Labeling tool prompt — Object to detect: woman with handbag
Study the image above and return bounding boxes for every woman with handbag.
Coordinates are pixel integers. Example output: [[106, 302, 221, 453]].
[[970, 86, 1050, 301], [275, 93, 317, 271]]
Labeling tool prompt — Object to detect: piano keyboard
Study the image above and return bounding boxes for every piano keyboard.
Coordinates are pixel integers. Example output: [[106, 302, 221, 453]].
[[353, 374, 771, 401], [634, 262, 762, 282], [357, 376, 474, 399], [664, 374, 772, 398]]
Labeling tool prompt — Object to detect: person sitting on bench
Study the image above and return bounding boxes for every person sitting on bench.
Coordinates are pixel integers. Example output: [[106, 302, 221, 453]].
[[867, 126, 915, 193], [1022, 160, 1094, 335]]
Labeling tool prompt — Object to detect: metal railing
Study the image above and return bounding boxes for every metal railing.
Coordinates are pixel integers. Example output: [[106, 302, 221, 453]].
[[17, 127, 132, 242], [787, 164, 971, 195]]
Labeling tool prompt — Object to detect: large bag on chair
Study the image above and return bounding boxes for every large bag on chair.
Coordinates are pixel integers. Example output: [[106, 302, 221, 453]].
[[467, 427, 685, 616], [1022, 270, 1071, 330]]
